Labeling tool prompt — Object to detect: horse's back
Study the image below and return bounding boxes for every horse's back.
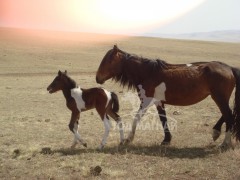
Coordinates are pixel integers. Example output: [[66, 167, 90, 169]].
[[163, 61, 235, 105], [81, 87, 111, 109]]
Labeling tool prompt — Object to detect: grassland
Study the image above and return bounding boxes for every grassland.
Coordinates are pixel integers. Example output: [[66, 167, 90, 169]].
[[0, 28, 240, 179]]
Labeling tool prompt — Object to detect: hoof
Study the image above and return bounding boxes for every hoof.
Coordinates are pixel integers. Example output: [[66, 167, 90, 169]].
[[212, 129, 221, 141], [71, 144, 77, 149], [123, 138, 131, 145], [218, 142, 233, 151], [83, 143, 87, 148], [161, 141, 171, 146], [161, 133, 172, 146], [119, 141, 124, 146], [97, 145, 104, 151]]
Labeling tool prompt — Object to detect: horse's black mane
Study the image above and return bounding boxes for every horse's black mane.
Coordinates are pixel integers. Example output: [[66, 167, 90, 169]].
[[113, 50, 169, 90], [141, 57, 169, 71], [120, 49, 169, 70]]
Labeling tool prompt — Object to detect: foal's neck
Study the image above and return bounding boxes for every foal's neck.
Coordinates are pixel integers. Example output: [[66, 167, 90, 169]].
[[62, 83, 77, 102], [62, 88, 72, 102]]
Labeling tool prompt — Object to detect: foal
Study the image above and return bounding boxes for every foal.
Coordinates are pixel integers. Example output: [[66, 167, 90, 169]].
[[47, 70, 124, 149]]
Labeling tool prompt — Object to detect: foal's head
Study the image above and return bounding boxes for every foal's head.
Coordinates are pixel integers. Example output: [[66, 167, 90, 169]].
[[47, 70, 76, 93], [96, 45, 124, 84]]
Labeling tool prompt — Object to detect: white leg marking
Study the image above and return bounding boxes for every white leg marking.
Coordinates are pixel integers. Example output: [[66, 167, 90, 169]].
[[72, 122, 85, 148], [117, 119, 124, 143], [223, 131, 232, 145], [71, 122, 79, 149], [220, 131, 232, 148], [99, 115, 111, 150], [127, 107, 147, 141]]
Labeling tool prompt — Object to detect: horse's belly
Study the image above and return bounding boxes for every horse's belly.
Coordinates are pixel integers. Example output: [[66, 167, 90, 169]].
[[165, 89, 210, 106], [165, 94, 210, 106], [154, 80, 210, 106]]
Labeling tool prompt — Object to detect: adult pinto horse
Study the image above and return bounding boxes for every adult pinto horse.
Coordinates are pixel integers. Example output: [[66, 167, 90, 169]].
[[96, 45, 240, 149], [47, 70, 124, 150]]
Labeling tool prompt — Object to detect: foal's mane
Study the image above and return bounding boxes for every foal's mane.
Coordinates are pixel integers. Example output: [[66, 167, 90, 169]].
[[63, 73, 77, 89], [113, 49, 169, 90]]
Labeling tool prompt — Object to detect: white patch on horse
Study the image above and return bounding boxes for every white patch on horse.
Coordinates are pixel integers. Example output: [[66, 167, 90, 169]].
[[138, 83, 166, 109], [71, 87, 85, 112], [102, 88, 111, 108], [154, 82, 167, 107], [186, 63, 192, 67]]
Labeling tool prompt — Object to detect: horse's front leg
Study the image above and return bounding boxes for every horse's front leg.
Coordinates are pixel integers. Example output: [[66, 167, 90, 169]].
[[124, 106, 148, 144], [69, 112, 87, 149], [156, 105, 172, 145]]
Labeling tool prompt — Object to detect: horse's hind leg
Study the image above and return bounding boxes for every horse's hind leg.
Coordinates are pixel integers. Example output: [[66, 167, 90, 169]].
[[156, 105, 172, 145], [107, 110, 124, 145], [212, 116, 224, 141], [211, 95, 233, 149]]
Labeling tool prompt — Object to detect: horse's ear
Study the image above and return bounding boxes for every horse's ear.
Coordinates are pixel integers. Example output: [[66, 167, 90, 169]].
[[113, 44, 118, 54], [58, 70, 62, 76], [113, 44, 118, 49], [64, 70, 67, 74]]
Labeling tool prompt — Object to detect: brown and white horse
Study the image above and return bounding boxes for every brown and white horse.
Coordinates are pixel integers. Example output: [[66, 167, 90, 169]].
[[47, 70, 124, 150], [96, 45, 240, 149]]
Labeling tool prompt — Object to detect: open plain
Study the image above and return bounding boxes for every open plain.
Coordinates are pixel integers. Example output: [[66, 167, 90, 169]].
[[1, 28, 240, 179]]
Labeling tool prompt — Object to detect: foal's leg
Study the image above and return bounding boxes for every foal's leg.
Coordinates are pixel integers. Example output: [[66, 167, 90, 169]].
[[99, 115, 111, 150], [69, 112, 87, 149], [96, 103, 112, 150], [107, 110, 124, 145], [156, 105, 172, 145], [212, 116, 224, 141]]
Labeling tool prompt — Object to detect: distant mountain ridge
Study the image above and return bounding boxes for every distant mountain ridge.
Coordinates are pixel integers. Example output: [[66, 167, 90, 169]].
[[145, 30, 240, 43]]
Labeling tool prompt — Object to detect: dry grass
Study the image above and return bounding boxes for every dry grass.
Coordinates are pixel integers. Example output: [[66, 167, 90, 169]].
[[1, 28, 240, 179]]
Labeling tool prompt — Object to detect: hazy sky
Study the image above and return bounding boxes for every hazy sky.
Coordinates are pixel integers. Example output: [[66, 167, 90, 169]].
[[156, 0, 240, 34], [0, 0, 239, 35]]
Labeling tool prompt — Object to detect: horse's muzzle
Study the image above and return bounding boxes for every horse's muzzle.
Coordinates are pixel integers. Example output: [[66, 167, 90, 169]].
[[96, 76, 104, 84], [47, 86, 53, 94]]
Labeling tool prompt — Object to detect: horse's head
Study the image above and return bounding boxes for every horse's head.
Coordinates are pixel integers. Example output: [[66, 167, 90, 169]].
[[47, 70, 68, 93], [96, 45, 124, 84]]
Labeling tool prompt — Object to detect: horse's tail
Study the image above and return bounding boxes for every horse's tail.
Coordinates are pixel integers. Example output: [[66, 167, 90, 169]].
[[232, 67, 240, 141], [111, 92, 119, 113]]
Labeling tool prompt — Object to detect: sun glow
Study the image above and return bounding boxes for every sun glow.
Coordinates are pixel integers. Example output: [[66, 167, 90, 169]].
[[1, 0, 206, 34], [68, 0, 206, 34]]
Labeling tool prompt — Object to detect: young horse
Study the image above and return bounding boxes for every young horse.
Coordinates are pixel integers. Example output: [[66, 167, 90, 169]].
[[47, 70, 124, 150], [96, 45, 240, 149]]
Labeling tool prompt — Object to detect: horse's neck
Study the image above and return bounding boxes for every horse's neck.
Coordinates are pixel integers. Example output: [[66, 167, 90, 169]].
[[62, 87, 72, 102], [123, 58, 145, 83], [62, 80, 78, 102]]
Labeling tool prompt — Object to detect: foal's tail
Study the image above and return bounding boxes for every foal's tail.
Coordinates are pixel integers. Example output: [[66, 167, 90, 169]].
[[111, 92, 119, 113], [232, 67, 240, 141]]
